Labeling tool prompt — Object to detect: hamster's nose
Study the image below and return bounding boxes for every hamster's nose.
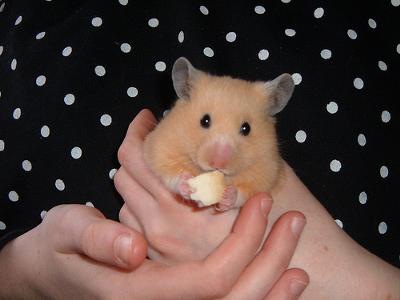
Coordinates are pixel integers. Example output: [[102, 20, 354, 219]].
[[209, 143, 233, 170]]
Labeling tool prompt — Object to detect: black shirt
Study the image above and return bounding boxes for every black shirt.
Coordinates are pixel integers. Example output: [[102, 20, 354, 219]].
[[0, 0, 399, 267]]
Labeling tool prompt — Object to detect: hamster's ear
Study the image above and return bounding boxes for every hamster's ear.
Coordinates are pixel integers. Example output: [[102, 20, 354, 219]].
[[172, 57, 200, 99], [264, 73, 295, 116]]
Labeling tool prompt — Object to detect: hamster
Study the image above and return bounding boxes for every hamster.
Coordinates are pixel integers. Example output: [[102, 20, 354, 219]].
[[143, 57, 294, 211]]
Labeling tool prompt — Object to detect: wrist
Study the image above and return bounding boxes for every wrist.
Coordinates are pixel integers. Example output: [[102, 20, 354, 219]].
[[0, 230, 40, 299]]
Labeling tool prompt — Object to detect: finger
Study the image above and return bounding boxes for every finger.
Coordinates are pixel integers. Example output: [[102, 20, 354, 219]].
[[117, 109, 172, 201], [264, 268, 309, 300], [126, 109, 158, 142], [119, 204, 144, 234], [126, 193, 272, 299], [114, 167, 159, 216], [230, 211, 306, 299], [203, 193, 272, 293], [50, 205, 148, 270]]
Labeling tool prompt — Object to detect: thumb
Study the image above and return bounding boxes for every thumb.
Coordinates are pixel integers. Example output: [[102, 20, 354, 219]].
[[47, 204, 147, 270]]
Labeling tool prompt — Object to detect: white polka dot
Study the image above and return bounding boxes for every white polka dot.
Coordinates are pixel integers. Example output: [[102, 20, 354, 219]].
[[178, 31, 184, 43], [226, 32, 237, 42], [0, 3, 5, 13], [40, 210, 47, 220], [281, 0, 291, 3], [85, 201, 95, 207], [13, 108, 21, 119], [285, 29, 296, 37], [380, 166, 389, 178], [22, 160, 32, 171], [155, 61, 166, 72], [347, 29, 357, 40], [378, 60, 387, 71], [127, 87, 138, 98], [292, 73, 302, 85], [11, 58, 17, 70], [120, 43, 131, 53], [353, 77, 364, 90], [0, 140, 4, 151], [397, 44, 400, 54], [254, 5, 266, 14], [40, 125, 50, 138], [314, 7, 324, 18], [36, 32, 46, 39], [8, 191, 19, 202], [335, 219, 343, 228], [36, 75, 47, 86], [62, 46, 72, 57], [64, 93, 75, 105], [55, 179, 65, 191], [359, 191, 367, 204], [95, 65, 106, 76], [200, 5, 209, 15], [295, 130, 307, 143], [320, 49, 332, 59], [71, 146, 82, 159], [203, 47, 214, 57], [163, 109, 170, 117], [378, 222, 387, 234], [258, 49, 269, 60], [109, 168, 117, 179], [392, 0, 400, 6], [91, 17, 102, 27], [119, 0, 128, 5], [15, 16, 22, 25], [100, 114, 112, 126], [0, 46, 3, 55], [326, 101, 338, 114], [368, 18, 377, 29], [330, 159, 342, 172], [0, 221, 6, 230], [381, 110, 391, 123], [148, 18, 159, 28], [357, 133, 367, 146]]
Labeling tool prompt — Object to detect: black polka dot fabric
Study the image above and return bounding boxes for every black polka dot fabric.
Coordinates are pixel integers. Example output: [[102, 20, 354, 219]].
[[0, 0, 399, 267]]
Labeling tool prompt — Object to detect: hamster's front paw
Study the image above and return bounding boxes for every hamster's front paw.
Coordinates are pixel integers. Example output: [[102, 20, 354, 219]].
[[215, 185, 238, 211], [176, 172, 195, 200]]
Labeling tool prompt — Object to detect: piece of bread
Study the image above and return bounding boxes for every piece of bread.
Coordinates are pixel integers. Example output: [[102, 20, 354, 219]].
[[188, 171, 225, 206]]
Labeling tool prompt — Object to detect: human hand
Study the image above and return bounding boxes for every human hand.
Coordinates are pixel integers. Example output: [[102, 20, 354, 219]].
[[0, 194, 308, 299], [114, 109, 309, 299], [115, 109, 242, 263], [0, 204, 147, 299]]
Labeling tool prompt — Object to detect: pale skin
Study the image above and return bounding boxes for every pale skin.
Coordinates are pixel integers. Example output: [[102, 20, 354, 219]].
[[116, 109, 400, 300], [0, 195, 308, 300], [0, 111, 308, 299]]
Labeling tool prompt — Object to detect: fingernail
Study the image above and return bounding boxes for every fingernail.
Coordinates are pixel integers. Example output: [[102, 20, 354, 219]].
[[260, 195, 272, 219], [290, 279, 307, 296], [291, 216, 306, 237], [114, 234, 133, 266]]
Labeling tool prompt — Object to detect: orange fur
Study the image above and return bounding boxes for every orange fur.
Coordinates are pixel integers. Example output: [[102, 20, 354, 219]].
[[143, 71, 283, 206]]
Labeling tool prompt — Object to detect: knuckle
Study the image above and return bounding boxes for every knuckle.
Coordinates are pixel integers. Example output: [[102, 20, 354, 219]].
[[113, 169, 124, 192], [202, 268, 232, 298], [118, 205, 129, 223], [80, 222, 99, 257], [117, 143, 129, 166]]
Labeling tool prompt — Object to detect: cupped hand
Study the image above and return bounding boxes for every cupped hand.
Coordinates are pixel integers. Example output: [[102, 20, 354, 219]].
[[114, 109, 309, 299], [115, 109, 240, 263], [1, 193, 308, 299]]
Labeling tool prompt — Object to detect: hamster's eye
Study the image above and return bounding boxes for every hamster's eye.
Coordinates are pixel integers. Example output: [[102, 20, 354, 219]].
[[200, 114, 211, 129], [240, 122, 251, 136]]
